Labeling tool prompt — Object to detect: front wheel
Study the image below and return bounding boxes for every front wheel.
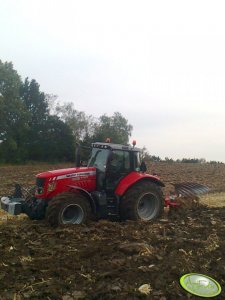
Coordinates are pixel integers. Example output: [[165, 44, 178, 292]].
[[46, 192, 92, 226], [120, 181, 164, 221]]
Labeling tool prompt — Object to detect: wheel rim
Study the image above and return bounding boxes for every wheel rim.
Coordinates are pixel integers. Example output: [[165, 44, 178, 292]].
[[137, 192, 159, 220], [61, 204, 84, 224]]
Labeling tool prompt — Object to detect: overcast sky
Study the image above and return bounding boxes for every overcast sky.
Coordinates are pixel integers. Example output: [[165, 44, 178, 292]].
[[1, 0, 225, 162]]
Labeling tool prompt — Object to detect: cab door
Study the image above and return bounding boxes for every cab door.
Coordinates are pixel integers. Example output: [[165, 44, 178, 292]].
[[106, 150, 131, 191]]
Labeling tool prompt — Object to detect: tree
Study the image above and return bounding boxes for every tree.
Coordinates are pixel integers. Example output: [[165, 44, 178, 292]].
[[93, 112, 133, 144], [0, 61, 29, 162], [19, 78, 51, 161], [0, 61, 80, 163], [27, 115, 75, 161], [0, 60, 134, 163], [45, 93, 59, 115], [0, 60, 23, 141], [20, 79, 76, 162], [164, 157, 174, 163], [0, 61, 21, 99], [20, 78, 49, 126], [55, 102, 94, 143], [141, 147, 162, 162]]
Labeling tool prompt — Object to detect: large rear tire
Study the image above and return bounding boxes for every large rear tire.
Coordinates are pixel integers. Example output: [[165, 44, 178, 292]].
[[46, 192, 92, 226], [120, 181, 164, 221]]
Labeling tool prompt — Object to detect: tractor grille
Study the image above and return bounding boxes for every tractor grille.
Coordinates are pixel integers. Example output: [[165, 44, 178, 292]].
[[36, 177, 45, 188]]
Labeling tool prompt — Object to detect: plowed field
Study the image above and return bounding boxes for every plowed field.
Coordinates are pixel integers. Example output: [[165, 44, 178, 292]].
[[0, 162, 225, 300]]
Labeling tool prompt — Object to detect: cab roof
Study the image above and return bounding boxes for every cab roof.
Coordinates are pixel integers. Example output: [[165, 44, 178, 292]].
[[92, 142, 141, 152]]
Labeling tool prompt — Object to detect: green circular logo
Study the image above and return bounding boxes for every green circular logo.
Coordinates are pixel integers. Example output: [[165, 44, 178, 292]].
[[180, 273, 221, 298]]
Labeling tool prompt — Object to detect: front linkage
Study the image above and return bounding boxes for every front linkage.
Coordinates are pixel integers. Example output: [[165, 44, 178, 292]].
[[1, 184, 46, 219]]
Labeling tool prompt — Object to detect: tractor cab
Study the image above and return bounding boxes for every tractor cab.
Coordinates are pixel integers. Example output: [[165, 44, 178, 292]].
[[87, 142, 144, 191]]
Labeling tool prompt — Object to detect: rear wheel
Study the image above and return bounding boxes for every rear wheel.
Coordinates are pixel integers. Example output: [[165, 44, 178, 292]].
[[46, 192, 92, 226], [120, 181, 164, 221]]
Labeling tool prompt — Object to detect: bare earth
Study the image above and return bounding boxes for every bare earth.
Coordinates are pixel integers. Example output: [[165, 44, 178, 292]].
[[0, 162, 225, 300]]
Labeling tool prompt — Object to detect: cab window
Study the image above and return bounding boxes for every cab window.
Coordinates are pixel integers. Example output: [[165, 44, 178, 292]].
[[134, 151, 141, 170], [88, 148, 110, 172], [109, 150, 130, 172]]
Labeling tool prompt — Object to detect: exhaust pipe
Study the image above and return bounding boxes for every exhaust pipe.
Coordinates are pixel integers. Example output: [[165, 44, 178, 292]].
[[75, 144, 81, 167]]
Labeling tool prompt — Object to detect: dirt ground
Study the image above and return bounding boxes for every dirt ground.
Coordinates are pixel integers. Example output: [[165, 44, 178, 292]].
[[0, 162, 225, 299]]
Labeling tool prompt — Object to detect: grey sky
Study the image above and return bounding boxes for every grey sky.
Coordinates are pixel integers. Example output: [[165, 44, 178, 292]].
[[1, 0, 225, 161]]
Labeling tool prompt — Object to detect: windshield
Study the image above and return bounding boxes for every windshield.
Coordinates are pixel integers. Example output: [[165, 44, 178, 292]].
[[88, 148, 111, 172]]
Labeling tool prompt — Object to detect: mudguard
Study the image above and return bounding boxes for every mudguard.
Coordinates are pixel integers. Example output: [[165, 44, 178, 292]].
[[114, 172, 164, 196], [67, 185, 97, 213]]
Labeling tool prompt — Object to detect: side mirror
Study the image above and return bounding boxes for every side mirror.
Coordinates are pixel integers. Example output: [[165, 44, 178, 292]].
[[140, 161, 147, 172], [75, 145, 81, 167]]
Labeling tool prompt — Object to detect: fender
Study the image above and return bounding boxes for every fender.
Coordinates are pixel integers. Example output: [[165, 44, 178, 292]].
[[67, 185, 97, 213], [114, 172, 165, 196]]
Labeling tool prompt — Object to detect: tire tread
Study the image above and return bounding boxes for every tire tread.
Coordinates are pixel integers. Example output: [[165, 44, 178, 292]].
[[120, 181, 164, 220], [46, 192, 91, 226]]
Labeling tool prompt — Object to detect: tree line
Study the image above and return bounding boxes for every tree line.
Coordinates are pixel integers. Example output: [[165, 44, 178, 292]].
[[0, 60, 132, 163], [144, 154, 223, 164], [1, 60, 223, 165], [142, 147, 223, 164]]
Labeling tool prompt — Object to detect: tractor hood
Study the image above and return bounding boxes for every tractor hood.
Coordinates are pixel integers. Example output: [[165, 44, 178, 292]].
[[36, 167, 96, 179]]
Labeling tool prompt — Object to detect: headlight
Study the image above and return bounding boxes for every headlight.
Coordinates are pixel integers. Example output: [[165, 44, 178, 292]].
[[47, 182, 56, 192], [37, 187, 44, 195]]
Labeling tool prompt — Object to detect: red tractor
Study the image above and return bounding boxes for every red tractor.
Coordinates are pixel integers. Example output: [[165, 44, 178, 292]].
[[0, 141, 209, 226]]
